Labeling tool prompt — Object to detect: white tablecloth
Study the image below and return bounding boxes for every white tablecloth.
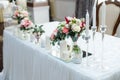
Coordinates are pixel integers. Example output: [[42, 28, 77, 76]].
[[2, 22, 120, 80]]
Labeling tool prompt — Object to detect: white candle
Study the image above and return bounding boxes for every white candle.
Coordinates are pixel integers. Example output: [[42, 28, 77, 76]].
[[93, 1, 96, 27], [101, 2, 106, 26], [86, 10, 89, 36]]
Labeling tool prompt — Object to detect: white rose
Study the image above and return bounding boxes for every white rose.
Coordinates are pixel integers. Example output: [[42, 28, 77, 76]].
[[76, 19, 81, 25], [65, 24, 69, 28], [19, 14, 24, 18], [69, 22, 73, 25], [72, 24, 81, 32]]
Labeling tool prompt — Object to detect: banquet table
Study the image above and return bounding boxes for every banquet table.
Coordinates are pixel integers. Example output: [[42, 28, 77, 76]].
[[2, 22, 120, 80]]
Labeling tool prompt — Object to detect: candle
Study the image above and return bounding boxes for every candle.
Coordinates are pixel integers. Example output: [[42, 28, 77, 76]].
[[93, 1, 96, 27], [101, 2, 106, 26], [86, 10, 89, 37]]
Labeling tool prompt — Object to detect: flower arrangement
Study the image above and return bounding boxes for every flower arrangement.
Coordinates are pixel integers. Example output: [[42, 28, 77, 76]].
[[20, 18, 33, 31], [50, 17, 85, 45], [32, 25, 45, 43], [13, 9, 29, 24], [32, 25, 45, 35]]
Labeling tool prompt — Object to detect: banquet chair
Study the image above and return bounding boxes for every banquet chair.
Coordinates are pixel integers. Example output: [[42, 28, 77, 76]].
[[0, 4, 4, 71], [97, 1, 120, 36], [114, 15, 120, 38]]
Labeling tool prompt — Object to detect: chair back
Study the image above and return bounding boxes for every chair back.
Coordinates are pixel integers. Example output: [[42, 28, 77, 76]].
[[97, 1, 120, 35]]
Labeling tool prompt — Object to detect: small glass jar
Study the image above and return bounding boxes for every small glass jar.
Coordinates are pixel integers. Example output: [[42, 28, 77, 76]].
[[71, 42, 82, 64]]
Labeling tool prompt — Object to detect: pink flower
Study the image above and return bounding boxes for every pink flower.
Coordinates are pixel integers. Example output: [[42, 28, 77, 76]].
[[54, 29, 58, 33], [22, 11, 29, 17], [80, 22, 85, 28], [14, 11, 19, 17], [62, 27, 69, 34], [20, 18, 33, 28], [50, 29, 58, 40], [50, 33, 55, 40]]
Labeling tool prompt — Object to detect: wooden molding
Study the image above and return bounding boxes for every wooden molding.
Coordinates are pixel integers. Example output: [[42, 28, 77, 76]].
[[27, 2, 48, 7]]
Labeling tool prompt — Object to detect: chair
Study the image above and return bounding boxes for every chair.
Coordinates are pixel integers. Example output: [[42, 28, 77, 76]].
[[97, 1, 120, 36], [114, 14, 120, 37], [0, 4, 4, 72]]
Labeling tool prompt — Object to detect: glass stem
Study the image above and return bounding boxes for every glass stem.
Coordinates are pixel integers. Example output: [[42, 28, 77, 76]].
[[93, 32, 96, 60], [101, 33, 104, 69], [86, 41, 89, 66]]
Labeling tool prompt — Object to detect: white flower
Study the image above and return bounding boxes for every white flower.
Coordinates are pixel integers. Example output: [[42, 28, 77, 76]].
[[19, 14, 24, 18], [38, 32, 41, 35], [76, 19, 81, 25], [65, 24, 69, 28], [72, 24, 81, 32], [69, 21, 73, 25], [21, 11, 28, 17]]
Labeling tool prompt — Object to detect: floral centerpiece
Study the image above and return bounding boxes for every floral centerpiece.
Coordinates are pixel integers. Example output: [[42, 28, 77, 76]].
[[32, 25, 45, 43], [13, 9, 29, 24], [50, 22, 68, 45], [20, 18, 33, 31], [50, 17, 85, 44], [18, 18, 33, 40], [50, 17, 85, 63]]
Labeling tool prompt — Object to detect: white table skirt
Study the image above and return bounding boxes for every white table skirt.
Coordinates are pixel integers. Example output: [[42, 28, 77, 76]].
[[2, 22, 120, 80]]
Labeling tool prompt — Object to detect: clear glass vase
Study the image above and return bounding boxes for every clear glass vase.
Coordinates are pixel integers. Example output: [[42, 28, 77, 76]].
[[34, 32, 41, 45], [72, 42, 82, 64], [20, 30, 28, 40], [60, 40, 71, 62]]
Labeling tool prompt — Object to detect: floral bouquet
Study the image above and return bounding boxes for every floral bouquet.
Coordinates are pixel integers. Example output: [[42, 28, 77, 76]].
[[50, 23, 68, 45], [13, 9, 29, 24], [32, 25, 45, 35], [20, 18, 33, 31], [50, 17, 85, 63], [50, 17, 85, 45], [32, 25, 45, 43]]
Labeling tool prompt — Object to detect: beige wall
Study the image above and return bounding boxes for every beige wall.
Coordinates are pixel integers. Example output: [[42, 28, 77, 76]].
[[51, 0, 76, 21]]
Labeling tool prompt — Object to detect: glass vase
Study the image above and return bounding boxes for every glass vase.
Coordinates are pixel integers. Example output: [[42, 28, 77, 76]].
[[20, 30, 28, 40], [60, 40, 71, 62], [34, 32, 41, 45], [72, 42, 82, 64]]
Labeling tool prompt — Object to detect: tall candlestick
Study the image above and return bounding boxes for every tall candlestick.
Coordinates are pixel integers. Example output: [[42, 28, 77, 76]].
[[101, 2, 106, 26], [86, 10, 89, 37], [93, 2, 96, 27]]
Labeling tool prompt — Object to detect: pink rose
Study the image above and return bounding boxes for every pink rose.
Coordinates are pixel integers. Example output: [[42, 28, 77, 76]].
[[50, 33, 55, 40], [54, 29, 58, 33], [14, 11, 19, 17], [80, 22, 85, 28], [21, 18, 33, 28], [62, 27, 69, 34], [22, 11, 29, 17], [50, 29, 58, 40]]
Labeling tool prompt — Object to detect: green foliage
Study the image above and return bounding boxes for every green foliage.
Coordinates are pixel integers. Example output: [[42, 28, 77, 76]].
[[72, 45, 81, 54], [33, 25, 45, 35], [17, 17, 24, 24], [9, 0, 16, 2], [50, 17, 85, 46]]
